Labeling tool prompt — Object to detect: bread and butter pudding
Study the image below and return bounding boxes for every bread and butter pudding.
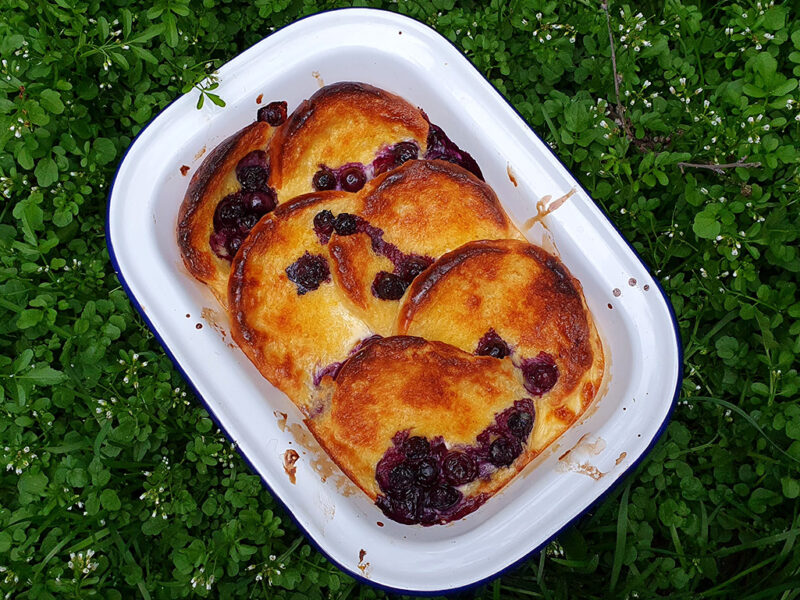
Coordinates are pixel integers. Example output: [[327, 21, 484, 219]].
[[178, 82, 604, 526]]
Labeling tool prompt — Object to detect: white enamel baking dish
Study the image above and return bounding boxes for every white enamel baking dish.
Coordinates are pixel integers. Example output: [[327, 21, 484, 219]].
[[106, 8, 682, 595]]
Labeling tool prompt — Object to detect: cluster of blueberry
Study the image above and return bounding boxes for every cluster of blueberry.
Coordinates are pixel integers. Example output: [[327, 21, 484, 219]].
[[209, 101, 289, 260], [375, 399, 535, 525], [210, 150, 278, 260], [311, 141, 420, 194], [311, 209, 433, 301]]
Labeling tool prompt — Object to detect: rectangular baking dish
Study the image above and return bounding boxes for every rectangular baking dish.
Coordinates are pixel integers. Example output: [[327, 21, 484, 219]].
[[106, 8, 682, 595]]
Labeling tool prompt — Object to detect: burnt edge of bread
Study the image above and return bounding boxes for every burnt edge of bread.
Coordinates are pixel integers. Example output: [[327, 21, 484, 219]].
[[177, 121, 270, 282]]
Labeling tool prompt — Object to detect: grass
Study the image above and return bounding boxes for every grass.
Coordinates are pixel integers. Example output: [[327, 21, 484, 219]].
[[1, 0, 799, 598]]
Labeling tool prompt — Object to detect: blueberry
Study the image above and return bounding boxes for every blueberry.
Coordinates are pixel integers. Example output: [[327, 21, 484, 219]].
[[395, 255, 432, 284], [239, 213, 259, 232], [507, 409, 534, 440], [237, 166, 269, 192], [213, 193, 246, 230], [393, 141, 419, 166], [257, 100, 288, 126], [228, 235, 244, 255], [475, 329, 510, 359], [403, 436, 430, 460], [428, 485, 461, 511], [209, 230, 230, 259], [312, 168, 337, 191], [387, 486, 423, 523], [285, 252, 330, 295], [521, 353, 559, 396], [243, 189, 277, 215], [340, 166, 366, 192], [442, 451, 477, 486], [371, 153, 395, 176], [488, 437, 522, 467], [424, 122, 484, 180], [372, 271, 407, 301], [414, 458, 439, 487], [333, 213, 358, 236], [388, 464, 415, 491], [313, 209, 335, 237], [236, 150, 269, 191]]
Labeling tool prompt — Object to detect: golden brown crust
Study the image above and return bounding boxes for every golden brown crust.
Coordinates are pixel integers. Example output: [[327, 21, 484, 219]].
[[397, 239, 604, 416], [268, 82, 429, 200], [360, 160, 509, 235], [306, 336, 533, 499], [328, 160, 524, 334], [228, 191, 372, 410], [177, 121, 274, 306]]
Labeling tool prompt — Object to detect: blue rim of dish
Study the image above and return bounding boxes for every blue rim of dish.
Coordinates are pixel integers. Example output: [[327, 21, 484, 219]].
[[104, 7, 684, 596]]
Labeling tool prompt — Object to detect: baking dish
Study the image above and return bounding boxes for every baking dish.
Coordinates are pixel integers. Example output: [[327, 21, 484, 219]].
[[106, 8, 682, 594]]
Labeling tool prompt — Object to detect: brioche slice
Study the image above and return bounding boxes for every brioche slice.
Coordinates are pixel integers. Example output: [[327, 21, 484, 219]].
[[268, 82, 430, 201], [308, 336, 561, 525], [177, 121, 279, 306], [327, 160, 524, 334], [396, 239, 604, 438], [229, 192, 373, 411]]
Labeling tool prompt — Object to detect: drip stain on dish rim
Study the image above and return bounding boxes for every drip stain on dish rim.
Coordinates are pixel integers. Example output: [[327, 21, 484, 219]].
[[523, 187, 576, 230], [506, 163, 518, 187], [283, 449, 300, 484]]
